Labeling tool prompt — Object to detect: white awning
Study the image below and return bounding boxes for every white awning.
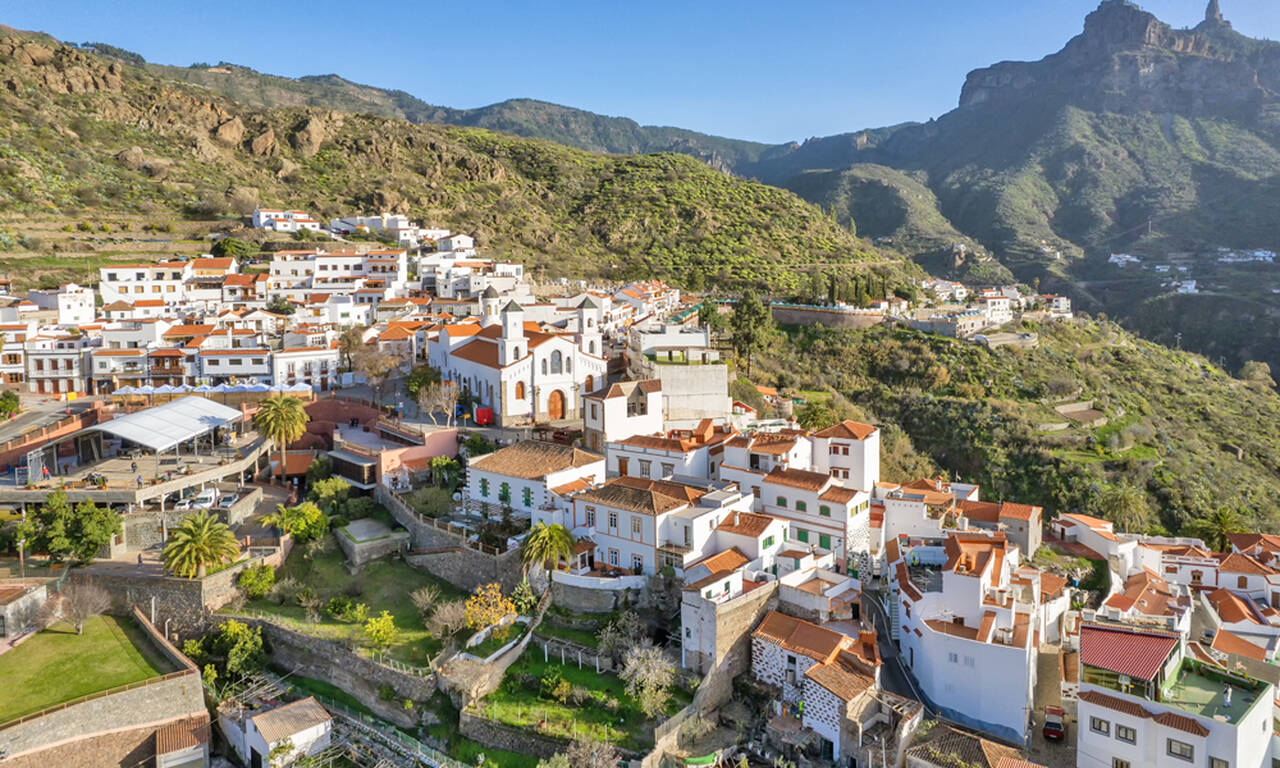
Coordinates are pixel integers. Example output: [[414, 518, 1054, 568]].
[[86, 396, 243, 453]]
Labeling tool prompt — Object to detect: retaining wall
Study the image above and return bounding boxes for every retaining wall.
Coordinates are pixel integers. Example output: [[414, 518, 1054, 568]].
[[234, 617, 434, 728], [336, 527, 410, 568], [770, 305, 885, 329]]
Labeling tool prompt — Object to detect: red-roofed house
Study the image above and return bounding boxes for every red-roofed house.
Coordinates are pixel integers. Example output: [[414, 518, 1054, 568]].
[[811, 419, 881, 491]]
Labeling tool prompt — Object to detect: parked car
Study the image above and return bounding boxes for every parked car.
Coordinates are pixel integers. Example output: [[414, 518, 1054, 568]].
[[191, 487, 219, 509], [217, 494, 237, 510], [1042, 706, 1067, 741]]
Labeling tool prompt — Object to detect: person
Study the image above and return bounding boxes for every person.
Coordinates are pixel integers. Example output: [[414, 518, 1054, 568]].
[[130, 460, 137, 474], [136, 552, 142, 566], [136, 474, 143, 489], [41, 466, 48, 480]]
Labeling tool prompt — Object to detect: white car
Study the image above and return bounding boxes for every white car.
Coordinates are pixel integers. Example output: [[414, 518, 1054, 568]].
[[191, 488, 219, 509], [217, 494, 237, 510]]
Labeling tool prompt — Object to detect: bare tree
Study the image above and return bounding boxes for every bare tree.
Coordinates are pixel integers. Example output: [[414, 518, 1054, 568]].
[[63, 582, 111, 635], [352, 345, 400, 402], [410, 585, 441, 621], [427, 599, 467, 637], [620, 643, 677, 718], [417, 380, 460, 426], [564, 739, 619, 768]]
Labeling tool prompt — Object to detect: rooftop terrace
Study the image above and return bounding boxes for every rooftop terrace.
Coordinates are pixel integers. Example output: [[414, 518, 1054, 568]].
[[1162, 660, 1266, 725]]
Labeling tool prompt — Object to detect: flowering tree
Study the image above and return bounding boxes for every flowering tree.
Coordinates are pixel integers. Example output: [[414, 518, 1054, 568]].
[[465, 582, 517, 641]]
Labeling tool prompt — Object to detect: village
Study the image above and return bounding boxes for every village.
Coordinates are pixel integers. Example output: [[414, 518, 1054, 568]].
[[0, 210, 1272, 768]]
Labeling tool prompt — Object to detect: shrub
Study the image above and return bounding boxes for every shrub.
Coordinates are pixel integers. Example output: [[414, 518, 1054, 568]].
[[540, 668, 565, 699], [551, 679, 573, 704], [410, 585, 441, 620], [342, 496, 377, 519], [363, 610, 398, 651], [236, 563, 275, 599], [428, 600, 467, 637], [269, 576, 299, 605], [326, 596, 355, 621]]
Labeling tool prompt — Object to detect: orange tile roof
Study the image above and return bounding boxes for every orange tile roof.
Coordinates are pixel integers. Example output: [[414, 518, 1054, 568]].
[[753, 610, 849, 662], [716, 511, 777, 538], [469, 440, 603, 480], [819, 485, 859, 504], [1211, 628, 1267, 661], [1215, 552, 1277, 576], [1207, 588, 1264, 625], [813, 419, 877, 440], [764, 466, 830, 492], [804, 659, 874, 702], [1077, 690, 1208, 737], [155, 714, 209, 755]]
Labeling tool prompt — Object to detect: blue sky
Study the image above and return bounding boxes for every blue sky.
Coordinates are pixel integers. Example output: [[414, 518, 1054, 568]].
[[5, 0, 1279, 143]]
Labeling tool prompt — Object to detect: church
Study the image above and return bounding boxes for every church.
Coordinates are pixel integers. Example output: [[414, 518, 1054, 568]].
[[428, 293, 608, 426]]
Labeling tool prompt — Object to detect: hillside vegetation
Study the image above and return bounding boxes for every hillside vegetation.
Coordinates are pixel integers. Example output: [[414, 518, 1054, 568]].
[[0, 32, 910, 293], [752, 320, 1280, 533]]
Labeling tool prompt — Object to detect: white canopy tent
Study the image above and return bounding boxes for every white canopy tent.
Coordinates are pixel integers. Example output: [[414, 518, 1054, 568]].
[[86, 396, 243, 453]]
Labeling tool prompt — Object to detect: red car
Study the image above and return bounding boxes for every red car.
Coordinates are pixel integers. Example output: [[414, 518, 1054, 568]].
[[1042, 706, 1067, 741]]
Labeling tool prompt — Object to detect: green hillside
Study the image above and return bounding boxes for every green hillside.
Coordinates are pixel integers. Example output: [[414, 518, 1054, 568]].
[[751, 320, 1280, 532], [0, 33, 910, 293], [784, 164, 1011, 283]]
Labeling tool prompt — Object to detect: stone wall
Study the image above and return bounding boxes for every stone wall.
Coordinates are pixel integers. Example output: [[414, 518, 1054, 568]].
[[458, 710, 570, 760], [0, 673, 203, 761], [770, 305, 885, 329], [2, 721, 162, 768], [550, 578, 640, 614], [404, 546, 524, 593], [123, 508, 195, 550], [237, 617, 434, 728]]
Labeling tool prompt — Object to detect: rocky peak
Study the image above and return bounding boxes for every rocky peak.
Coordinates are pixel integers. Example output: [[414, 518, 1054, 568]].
[[1205, 0, 1225, 25]]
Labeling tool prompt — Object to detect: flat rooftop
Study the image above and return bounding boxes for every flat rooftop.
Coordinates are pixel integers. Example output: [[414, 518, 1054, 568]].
[[1164, 662, 1265, 725]]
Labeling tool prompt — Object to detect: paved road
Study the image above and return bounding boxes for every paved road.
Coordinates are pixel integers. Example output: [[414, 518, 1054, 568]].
[[0, 398, 97, 445], [861, 587, 931, 712]]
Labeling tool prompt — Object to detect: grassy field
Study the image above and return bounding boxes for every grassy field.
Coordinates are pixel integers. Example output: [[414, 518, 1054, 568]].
[[533, 623, 599, 649], [242, 548, 462, 665], [474, 648, 690, 752], [0, 614, 174, 722]]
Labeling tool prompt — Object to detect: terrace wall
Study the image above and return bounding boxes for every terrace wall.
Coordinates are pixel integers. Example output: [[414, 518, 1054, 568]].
[[235, 617, 434, 728]]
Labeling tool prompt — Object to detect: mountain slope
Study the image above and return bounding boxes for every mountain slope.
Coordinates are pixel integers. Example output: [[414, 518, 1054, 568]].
[[0, 33, 910, 293], [754, 320, 1280, 531]]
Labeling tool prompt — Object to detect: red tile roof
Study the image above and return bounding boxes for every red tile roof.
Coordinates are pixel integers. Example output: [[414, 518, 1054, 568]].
[[1079, 625, 1178, 681], [1211, 628, 1267, 661], [753, 610, 849, 662]]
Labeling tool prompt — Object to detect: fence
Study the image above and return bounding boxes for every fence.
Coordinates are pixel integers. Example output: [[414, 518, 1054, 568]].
[[379, 485, 507, 556], [313, 693, 470, 768]]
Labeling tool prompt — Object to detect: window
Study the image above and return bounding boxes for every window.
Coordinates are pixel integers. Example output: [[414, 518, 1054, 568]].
[[776, 496, 787, 508], [795, 501, 807, 512], [550, 350, 563, 374], [661, 463, 673, 477], [639, 460, 651, 478], [763, 536, 774, 549], [590, 402, 597, 419], [947, 652, 958, 663], [1209, 758, 1228, 768], [608, 549, 619, 566], [1115, 724, 1136, 744], [819, 505, 831, 517], [608, 511, 618, 529], [797, 530, 809, 544], [522, 487, 533, 507], [1112, 760, 1130, 768], [632, 517, 642, 536], [480, 478, 489, 497], [585, 508, 596, 527], [1166, 739, 1193, 762], [1239, 575, 1249, 589], [499, 482, 511, 503], [819, 534, 830, 550], [1089, 717, 1109, 736], [632, 555, 644, 574]]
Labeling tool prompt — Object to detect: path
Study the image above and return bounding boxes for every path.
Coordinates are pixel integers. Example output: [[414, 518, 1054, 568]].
[[1025, 642, 1076, 768]]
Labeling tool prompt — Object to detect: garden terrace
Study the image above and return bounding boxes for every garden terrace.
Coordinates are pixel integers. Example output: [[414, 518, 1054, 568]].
[[470, 646, 691, 752], [236, 546, 462, 665], [0, 614, 178, 723]]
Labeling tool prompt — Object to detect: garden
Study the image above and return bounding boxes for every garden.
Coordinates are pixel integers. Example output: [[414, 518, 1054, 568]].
[[472, 642, 692, 753]]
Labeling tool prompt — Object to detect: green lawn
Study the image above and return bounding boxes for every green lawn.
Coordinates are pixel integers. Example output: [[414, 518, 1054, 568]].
[[241, 548, 463, 666], [0, 615, 175, 722], [426, 696, 540, 768], [474, 648, 690, 752], [468, 621, 528, 659]]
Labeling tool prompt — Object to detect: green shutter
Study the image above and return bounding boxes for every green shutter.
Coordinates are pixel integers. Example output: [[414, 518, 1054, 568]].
[[797, 530, 809, 543], [480, 478, 489, 497], [819, 505, 831, 517], [819, 534, 831, 549], [796, 501, 807, 512], [777, 496, 787, 507], [523, 487, 533, 507]]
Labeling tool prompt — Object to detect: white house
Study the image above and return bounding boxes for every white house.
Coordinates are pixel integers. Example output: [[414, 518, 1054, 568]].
[[27, 283, 95, 326], [1076, 623, 1273, 768], [272, 346, 340, 392], [607, 419, 737, 481], [219, 696, 332, 768], [887, 531, 1038, 744], [809, 419, 880, 490], [252, 208, 321, 232], [757, 466, 871, 574], [583, 379, 663, 454], [468, 440, 604, 520], [1050, 512, 1139, 572]]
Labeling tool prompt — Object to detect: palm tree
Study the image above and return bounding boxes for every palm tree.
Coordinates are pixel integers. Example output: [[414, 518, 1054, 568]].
[[163, 510, 240, 578], [521, 522, 575, 581], [253, 394, 309, 485], [1097, 482, 1152, 534], [1186, 507, 1246, 552]]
